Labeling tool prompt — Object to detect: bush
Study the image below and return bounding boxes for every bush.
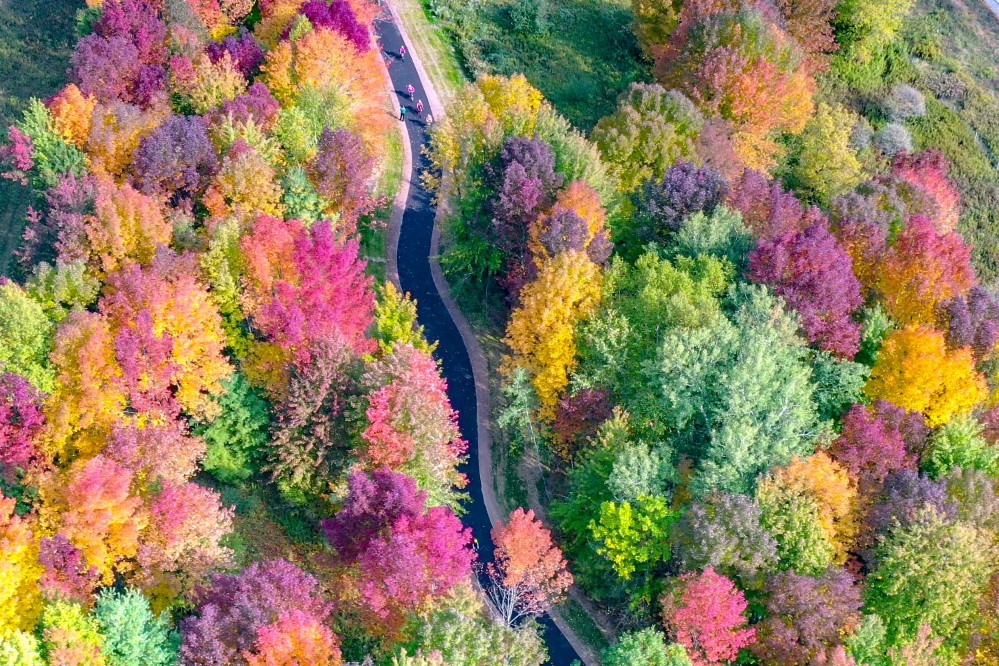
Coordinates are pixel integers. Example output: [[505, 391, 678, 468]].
[[873, 123, 912, 156], [883, 84, 926, 121], [850, 116, 874, 150], [508, 0, 548, 35]]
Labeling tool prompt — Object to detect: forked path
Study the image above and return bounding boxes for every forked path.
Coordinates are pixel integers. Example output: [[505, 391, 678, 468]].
[[374, 14, 585, 666]]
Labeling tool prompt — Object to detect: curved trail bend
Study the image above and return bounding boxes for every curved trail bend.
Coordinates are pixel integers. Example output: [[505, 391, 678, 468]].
[[374, 13, 585, 666]]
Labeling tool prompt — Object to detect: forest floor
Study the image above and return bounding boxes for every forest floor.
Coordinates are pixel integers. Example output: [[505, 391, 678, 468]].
[[0, 0, 81, 277]]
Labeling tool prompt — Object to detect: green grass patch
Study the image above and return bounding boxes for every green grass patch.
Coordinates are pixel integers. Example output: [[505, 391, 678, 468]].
[[555, 596, 612, 655], [423, 0, 648, 129], [393, 0, 468, 101], [361, 111, 405, 282]]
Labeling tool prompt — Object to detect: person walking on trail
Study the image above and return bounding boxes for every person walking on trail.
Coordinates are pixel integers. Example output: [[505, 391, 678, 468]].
[[406, 84, 415, 100], [424, 113, 434, 126], [399, 44, 406, 61], [399, 105, 407, 121], [416, 99, 424, 116]]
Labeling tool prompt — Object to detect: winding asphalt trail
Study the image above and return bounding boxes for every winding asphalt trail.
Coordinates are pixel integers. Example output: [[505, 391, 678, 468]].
[[374, 15, 583, 666]]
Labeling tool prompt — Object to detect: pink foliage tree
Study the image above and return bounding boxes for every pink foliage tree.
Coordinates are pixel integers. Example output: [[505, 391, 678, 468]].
[[0, 126, 34, 185], [243, 610, 343, 666], [305, 127, 376, 235], [727, 169, 824, 238], [550, 388, 613, 454], [661, 567, 756, 666], [99, 250, 231, 418], [747, 220, 863, 357], [891, 150, 960, 233], [0, 372, 45, 472], [322, 468, 425, 560], [353, 506, 475, 637], [38, 534, 101, 604], [53, 455, 145, 583], [249, 219, 375, 359], [135, 482, 233, 600], [324, 469, 474, 638], [181, 559, 332, 666], [103, 423, 206, 492], [753, 568, 862, 666], [878, 214, 976, 324], [113, 308, 182, 419], [359, 345, 466, 500]]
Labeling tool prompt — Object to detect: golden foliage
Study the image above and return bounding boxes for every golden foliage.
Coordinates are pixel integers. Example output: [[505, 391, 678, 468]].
[[0, 493, 43, 636], [39, 457, 147, 584], [86, 102, 166, 178], [504, 251, 603, 419], [478, 73, 544, 137], [48, 84, 96, 148], [260, 28, 390, 159], [44, 312, 127, 463], [84, 178, 172, 279], [865, 325, 988, 427]]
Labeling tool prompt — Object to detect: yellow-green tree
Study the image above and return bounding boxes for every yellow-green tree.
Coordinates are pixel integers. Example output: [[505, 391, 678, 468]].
[[504, 251, 603, 419], [478, 74, 545, 138], [793, 103, 864, 204], [590, 496, 676, 580]]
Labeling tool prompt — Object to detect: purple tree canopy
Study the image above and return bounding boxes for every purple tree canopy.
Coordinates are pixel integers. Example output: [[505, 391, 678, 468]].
[[133, 114, 218, 201], [943, 285, 999, 363], [747, 220, 863, 358], [213, 82, 281, 131], [861, 469, 956, 566], [728, 168, 824, 239], [537, 207, 590, 256], [829, 403, 916, 494], [0, 372, 45, 471], [39, 534, 101, 604], [872, 399, 930, 458], [306, 127, 376, 231], [486, 136, 563, 259], [673, 491, 778, 589], [72, 34, 143, 104], [633, 160, 726, 242], [92, 0, 168, 66], [290, 0, 371, 52], [180, 559, 332, 666], [206, 28, 265, 77], [754, 568, 862, 666], [322, 468, 427, 562]]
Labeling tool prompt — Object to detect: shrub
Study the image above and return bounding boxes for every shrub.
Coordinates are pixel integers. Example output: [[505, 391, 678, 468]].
[[873, 123, 912, 156], [884, 84, 926, 121]]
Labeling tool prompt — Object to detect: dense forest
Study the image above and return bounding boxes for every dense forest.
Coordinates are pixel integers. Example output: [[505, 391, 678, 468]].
[[3, 0, 999, 663], [0, 0, 571, 663], [423, 0, 999, 661]]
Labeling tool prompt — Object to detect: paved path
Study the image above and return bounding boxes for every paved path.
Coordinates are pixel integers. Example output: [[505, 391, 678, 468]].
[[373, 15, 584, 666]]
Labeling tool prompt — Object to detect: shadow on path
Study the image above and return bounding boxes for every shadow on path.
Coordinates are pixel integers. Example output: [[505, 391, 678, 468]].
[[374, 14, 583, 666]]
